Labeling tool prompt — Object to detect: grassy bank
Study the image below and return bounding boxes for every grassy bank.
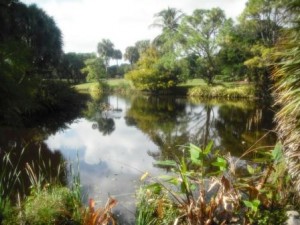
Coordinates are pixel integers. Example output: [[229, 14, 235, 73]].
[[182, 79, 256, 99], [0, 149, 117, 225], [73, 79, 131, 92], [74, 79, 256, 99]]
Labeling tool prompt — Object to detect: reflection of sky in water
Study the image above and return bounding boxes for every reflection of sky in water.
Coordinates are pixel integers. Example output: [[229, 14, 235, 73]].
[[43, 96, 272, 223], [45, 97, 162, 223]]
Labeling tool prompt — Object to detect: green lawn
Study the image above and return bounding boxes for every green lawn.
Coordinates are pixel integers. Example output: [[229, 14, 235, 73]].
[[73, 79, 131, 92]]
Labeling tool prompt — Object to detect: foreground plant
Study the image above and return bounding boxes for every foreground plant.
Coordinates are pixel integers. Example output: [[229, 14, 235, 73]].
[[82, 197, 117, 225], [137, 142, 296, 224]]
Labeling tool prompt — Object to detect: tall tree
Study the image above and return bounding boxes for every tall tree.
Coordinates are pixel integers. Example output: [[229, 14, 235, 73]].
[[0, 1, 63, 118], [180, 8, 227, 84], [217, 20, 252, 81], [81, 57, 106, 82], [58, 52, 95, 83], [97, 39, 114, 74], [240, 0, 288, 100], [135, 40, 151, 56], [124, 46, 139, 67], [151, 7, 183, 52], [112, 49, 122, 66]]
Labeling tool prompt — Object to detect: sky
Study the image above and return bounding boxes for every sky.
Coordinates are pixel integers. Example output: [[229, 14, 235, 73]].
[[22, 0, 248, 54]]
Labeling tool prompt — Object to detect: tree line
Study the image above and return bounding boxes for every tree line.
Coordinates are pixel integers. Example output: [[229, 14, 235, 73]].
[[124, 0, 293, 100]]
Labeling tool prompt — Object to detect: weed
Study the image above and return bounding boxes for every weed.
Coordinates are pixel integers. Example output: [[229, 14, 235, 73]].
[[137, 142, 296, 224], [0, 149, 24, 224], [188, 85, 255, 99], [82, 197, 117, 225]]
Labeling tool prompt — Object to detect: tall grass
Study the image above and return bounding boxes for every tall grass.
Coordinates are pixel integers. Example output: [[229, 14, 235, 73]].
[[0, 148, 117, 225], [188, 84, 255, 99], [0, 149, 25, 223]]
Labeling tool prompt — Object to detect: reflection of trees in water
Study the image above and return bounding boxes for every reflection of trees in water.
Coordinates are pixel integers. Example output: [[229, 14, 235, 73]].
[[125, 96, 275, 162], [187, 105, 218, 148], [125, 96, 189, 160], [84, 96, 118, 136], [215, 103, 276, 157], [0, 95, 89, 200], [0, 128, 67, 198], [20, 94, 89, 137]]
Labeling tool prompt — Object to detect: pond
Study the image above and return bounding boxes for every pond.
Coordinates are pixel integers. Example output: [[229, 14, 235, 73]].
[[0, 94, 276, 224]]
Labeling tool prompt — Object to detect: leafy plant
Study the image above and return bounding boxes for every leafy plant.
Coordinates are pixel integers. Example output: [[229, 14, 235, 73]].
[[137, 142, 296, 224], [139, 142, 241, 224]]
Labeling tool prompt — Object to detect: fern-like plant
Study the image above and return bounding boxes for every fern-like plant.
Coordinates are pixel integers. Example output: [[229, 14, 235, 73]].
[[272, 0, 300, 194]]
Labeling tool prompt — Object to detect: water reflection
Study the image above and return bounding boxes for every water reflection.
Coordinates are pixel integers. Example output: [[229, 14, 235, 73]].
[[44, 95, 275, 224]]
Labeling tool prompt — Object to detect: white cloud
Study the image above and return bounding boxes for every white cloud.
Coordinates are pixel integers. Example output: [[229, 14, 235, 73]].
[[22, 0, 247, 56]]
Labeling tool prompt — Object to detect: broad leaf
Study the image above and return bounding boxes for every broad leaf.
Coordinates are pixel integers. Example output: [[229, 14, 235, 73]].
[[154, 160, 177, 168], [189, 143, 202, 165], [204, 140, 213, 155], [272, 142, 283, 163]]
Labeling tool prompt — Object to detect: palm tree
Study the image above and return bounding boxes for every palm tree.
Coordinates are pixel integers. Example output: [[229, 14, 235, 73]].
[[112, 49, 122, 66], [273, 0, 300, 194], [97, 39, 114, 74], [124, 46, 139, 68], [151, 7, 183, 49]]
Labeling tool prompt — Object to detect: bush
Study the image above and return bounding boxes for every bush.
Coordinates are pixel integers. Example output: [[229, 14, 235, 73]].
[[88, 81, 109, 99], [3, 186, 81, 225], [188, 85, 255, 99]]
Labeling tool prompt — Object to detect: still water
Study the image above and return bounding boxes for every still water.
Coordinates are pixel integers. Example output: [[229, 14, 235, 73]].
[[0, 95, 276, 224]]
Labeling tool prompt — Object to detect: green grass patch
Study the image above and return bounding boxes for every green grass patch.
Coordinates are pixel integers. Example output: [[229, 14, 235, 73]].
[[73, 82, 97, 92], [179, 78, 207, 87], [188, 83, 255, 99], [107, 78, 130, 87]]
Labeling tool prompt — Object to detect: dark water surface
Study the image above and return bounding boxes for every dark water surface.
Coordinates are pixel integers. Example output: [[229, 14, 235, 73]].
[[0, 95, 276, 224]]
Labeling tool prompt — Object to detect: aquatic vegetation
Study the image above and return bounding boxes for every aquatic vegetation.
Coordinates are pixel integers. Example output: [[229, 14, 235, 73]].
[[137, 142, 296, 224], [0, 150, 24, 224], [0, 149, 118, 225]]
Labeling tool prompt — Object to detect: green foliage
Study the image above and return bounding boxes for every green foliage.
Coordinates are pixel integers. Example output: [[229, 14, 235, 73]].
[[0, 150, 23, 224], [88, 81, 109, 100], [188, 84, 255, 98], [14, 186, 81, 225], [34, 80, 83, 112], [58, 52, 95, 83], [81, 57, 106, 82], [0, 1, 73, 121], [97, 39, 114, 72], [179, 8, 227, 84], [124, 46, 139, 66], [136, 187, 178, 225], [151, 7, 183, 53], [137, 142, 296, 224], [272, 0, 300, 193], [125, 47, 187, 92], [238, 0, 288, 100], [217, 21, 251, 81]]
